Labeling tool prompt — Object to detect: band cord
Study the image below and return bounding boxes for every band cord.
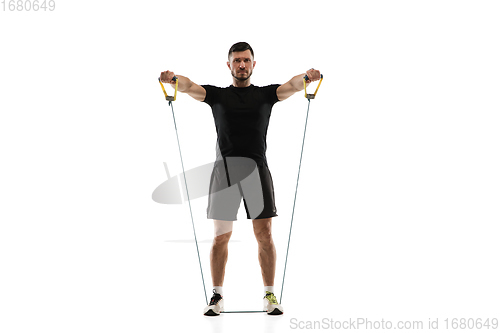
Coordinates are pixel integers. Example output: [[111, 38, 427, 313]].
[[169, 101, 209, 305], [279, 98, 311, 304]]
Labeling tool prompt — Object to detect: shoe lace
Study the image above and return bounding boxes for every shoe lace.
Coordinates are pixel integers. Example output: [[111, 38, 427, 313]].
[[265, 291, 278, 304], [209, 289, 222, 305]]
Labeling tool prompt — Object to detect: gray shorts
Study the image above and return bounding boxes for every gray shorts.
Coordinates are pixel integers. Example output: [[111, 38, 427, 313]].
[[207, 157, 278, 221]]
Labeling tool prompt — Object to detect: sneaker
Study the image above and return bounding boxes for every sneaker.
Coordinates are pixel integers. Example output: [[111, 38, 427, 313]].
[[263, 291, 284, 315], [203, 289, 224, 316]]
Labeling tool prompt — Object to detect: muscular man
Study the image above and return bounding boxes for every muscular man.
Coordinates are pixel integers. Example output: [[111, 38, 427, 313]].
[[160, 42, 321, 316]]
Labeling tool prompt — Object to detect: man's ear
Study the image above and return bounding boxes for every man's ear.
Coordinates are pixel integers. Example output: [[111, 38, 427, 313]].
[[253, 61, 256, 68], [227, 61, 231, 70]]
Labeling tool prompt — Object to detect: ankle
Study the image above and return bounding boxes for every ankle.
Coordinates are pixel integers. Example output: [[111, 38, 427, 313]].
[[213, 286, 223, 296], [264, 286, 274, 297]]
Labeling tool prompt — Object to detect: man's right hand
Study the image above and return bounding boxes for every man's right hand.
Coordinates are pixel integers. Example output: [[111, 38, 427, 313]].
[[159, 71, 206, 102], [160, 70, 177, 85]]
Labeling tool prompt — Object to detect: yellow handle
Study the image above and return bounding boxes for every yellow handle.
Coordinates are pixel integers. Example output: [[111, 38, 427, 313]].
[[303, 74, 324, 99], [158, 77, 178, 102]]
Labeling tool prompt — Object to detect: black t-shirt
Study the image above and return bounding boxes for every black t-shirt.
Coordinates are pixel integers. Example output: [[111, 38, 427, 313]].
[[202, 84, 280, 166]]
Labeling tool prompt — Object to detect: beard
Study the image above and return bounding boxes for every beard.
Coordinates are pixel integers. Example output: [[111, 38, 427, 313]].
[[232, 70, 253, 82]]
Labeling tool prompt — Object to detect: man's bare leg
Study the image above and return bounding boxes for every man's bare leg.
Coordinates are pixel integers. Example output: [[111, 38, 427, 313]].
[[253, 217, 283, 314], [210, 220, 233, 286], [204, 220, 233, 316], [252, 218, 276, 287]]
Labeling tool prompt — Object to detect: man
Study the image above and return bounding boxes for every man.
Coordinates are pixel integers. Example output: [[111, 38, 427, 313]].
[[159, 42, 321, 316]]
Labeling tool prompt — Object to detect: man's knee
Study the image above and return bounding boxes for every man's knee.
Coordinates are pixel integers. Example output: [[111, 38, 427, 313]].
[[213, 231, 232, 246], [253, 218, 273, 244], [255, 230, 272, 244]]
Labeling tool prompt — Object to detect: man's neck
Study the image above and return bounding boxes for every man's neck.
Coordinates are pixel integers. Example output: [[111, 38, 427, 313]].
[[232, 78, 252, 88]]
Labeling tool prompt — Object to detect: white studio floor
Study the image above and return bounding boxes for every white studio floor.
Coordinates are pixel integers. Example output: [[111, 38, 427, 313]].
[[142, 210, 499, 333], [2, 208, 499, 333]]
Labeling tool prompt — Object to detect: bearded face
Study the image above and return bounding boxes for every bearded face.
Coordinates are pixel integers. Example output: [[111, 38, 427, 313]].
[[227, 50, 256, 83]]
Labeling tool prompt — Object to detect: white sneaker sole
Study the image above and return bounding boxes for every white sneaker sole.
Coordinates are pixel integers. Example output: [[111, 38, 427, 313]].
[[263, 298, 284, 315]]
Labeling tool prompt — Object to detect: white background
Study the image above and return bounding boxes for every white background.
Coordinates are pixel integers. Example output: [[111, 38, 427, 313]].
[[1, 0, 499, 332]]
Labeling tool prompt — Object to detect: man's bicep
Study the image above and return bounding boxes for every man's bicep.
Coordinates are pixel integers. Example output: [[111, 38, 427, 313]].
[[187, 83, 207, 102], [276, 81, 297, 101]]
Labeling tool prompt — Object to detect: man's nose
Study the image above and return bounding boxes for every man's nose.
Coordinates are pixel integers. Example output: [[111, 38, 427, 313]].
[[239, 61, 246, 68]]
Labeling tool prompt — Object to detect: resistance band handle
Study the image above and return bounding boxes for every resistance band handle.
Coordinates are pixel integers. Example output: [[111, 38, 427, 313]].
[[158, 76, 179, 102], [157, 76, 178, 83], [303, 74, 323, 82], [303, 74, 324, 99]]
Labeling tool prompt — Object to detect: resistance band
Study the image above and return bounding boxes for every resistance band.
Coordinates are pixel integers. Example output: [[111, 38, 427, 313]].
[[158, 74, 323, 311], [280, 74, 323, 304], [222, 311, 266, 313], [158, 77, 208, 305]]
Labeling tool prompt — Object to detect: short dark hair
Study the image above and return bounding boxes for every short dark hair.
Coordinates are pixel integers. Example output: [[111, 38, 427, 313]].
[[228, 42, 254, 60]]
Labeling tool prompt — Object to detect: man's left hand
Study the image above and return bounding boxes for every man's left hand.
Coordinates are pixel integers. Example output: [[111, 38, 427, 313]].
[[305, 68, 321, 83]]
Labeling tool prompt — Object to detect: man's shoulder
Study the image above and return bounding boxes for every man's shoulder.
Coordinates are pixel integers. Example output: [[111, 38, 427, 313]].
[[255, 84, 280, 102], [201, 84, 225, 90], [254, 84, 281, 91], [202, 84, 279, 89]]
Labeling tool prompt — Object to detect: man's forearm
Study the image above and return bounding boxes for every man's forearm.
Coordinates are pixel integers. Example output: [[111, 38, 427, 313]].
[[289, 73, 308, 92], [171, 75, 194, 92]]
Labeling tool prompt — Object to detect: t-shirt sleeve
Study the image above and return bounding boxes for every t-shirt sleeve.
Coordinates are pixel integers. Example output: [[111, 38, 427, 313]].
[[263, 84, 280, 105], [201, 84, 219, 106]]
